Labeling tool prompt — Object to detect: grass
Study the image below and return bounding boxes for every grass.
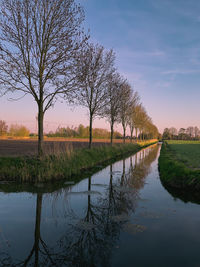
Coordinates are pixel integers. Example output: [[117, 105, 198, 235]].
[[165, 140, 200, 169], [158, 140, 200, 190], [0, 140, 157, 183]]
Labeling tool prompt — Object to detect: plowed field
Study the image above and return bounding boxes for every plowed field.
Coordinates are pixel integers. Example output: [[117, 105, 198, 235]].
[[0, 138, 125, 157]]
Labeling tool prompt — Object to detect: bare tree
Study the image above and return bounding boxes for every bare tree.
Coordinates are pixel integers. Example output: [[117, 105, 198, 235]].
[[75, 43, 115, 148], [169, 127, 177, 138], [133, 104, 147, 141], [143, 117, 159, 140], [127, 92, 140, 142], [137, 106, 148, 141], [118, 81, 132, 143], [102, 72, 123, 145], [186, 126, 194, 139], [194, 126, 200, 139], [0, 0, 88, 155]]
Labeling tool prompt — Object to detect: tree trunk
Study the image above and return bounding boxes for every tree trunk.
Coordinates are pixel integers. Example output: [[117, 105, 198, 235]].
[[130, 127, 134, 143], [89, 115, 93, 149], [38, 103, 44, 157], [123, 125, 126, 144], [110, 121, 114, 145], [136, 128, 138, 142]]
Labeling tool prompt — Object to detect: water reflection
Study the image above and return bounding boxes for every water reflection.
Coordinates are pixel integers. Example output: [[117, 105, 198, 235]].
[[161, 182, 200, 205], [0, 144, 159, 266]]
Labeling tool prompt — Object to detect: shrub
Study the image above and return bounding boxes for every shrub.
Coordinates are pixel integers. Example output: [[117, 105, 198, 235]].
[[9, 124, 30, 137]]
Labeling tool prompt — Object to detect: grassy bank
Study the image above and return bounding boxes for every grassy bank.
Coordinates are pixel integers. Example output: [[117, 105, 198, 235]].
[[159, 141, 200, 190], [0, 140, 157, 183]]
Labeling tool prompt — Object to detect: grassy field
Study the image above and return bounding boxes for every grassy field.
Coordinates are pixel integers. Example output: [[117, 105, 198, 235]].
[[0, 139, 157, 183], [159, 140, 200, 190], [166, 140, 200, 169]]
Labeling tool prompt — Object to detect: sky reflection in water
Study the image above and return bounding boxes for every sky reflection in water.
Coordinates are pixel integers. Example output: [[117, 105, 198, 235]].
[[0, 144, 200, 267]]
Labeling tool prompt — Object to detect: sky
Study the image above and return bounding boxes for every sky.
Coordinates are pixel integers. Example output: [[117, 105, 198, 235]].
[[1, 0, 200, 134]]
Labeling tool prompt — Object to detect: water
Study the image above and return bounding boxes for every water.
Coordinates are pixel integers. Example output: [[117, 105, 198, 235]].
[[0, 144, 200, 266]]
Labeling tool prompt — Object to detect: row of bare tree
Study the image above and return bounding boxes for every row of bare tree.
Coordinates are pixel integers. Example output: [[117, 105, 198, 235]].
[[0, 0, 158, 155]]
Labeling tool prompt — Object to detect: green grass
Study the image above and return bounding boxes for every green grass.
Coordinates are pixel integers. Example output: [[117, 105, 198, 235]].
[[167, 140, 200, 169], [158, 141, 200, 190], [0, 140, 157, 183]]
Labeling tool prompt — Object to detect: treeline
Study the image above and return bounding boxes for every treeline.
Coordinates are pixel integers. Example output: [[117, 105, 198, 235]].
[[0, 120, 30, 137], [0, 120, 122, 139], [0, 0, 159, 155], [163, 127, 200, 140], [47, 125, 122, 139]]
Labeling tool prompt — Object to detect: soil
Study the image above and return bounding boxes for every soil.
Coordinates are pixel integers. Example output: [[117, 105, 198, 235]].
[[0, 138, 124, 157]]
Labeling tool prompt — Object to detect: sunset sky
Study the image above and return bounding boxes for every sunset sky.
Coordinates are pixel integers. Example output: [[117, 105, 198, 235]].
[[1, 0, 200, 134]]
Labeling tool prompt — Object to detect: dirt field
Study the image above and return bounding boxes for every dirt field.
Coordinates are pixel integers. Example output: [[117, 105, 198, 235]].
[[0, 138, 127, 157]]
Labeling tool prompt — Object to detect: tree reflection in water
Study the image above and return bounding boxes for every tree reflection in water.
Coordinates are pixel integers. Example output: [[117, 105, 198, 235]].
[[0, 144, 159, 266]]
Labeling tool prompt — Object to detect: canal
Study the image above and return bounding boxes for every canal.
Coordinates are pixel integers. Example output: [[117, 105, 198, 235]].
[[0, 144, 200, 266]]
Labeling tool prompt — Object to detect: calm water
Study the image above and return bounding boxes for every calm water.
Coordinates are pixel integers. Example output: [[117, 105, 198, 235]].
[[1, 144, 200, 267]]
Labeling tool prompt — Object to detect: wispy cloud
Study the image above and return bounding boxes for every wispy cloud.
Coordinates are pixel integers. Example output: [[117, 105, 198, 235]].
[[117, 49, 165, 59], [155, 81, 172, 88], [162, 69, 200, 75]]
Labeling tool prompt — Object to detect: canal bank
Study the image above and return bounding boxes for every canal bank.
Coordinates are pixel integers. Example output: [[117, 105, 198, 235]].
[[158, 141, 200, 190], [0, 140, 157, 183]]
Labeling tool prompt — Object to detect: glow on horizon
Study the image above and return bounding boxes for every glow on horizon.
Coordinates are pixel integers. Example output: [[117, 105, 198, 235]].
[[1, 0, 200, 134]]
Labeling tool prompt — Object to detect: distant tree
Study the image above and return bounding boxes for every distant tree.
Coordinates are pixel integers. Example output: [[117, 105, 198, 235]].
[[93, 128, 110, 139], [194, 126, 200, 139], [118, 81, 132, 143], [139, 112, 149, 141], [102, 72, 123, 145], [132, 104, 143, 141], [9, 124, 30, 137], [178, 128, 188, 140], [75, 43, 115, 148], [169, 127, 177, 139], [127, 92, 140, 142], [54, 126, 77, 138], [134, 105, 148, 141], [77, 124, 85, 137], [143, 119, 158, 140], [0, 0, 88, 155], [162, 128, 170, 140], [0, 120, 8, 136], [113, 131, 122, 139], [186, 126, 194, 139], [178, 128, 186, 135]]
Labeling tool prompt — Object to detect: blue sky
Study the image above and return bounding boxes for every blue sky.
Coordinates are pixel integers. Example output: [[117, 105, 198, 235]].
[[1, 0, 200, 133]]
